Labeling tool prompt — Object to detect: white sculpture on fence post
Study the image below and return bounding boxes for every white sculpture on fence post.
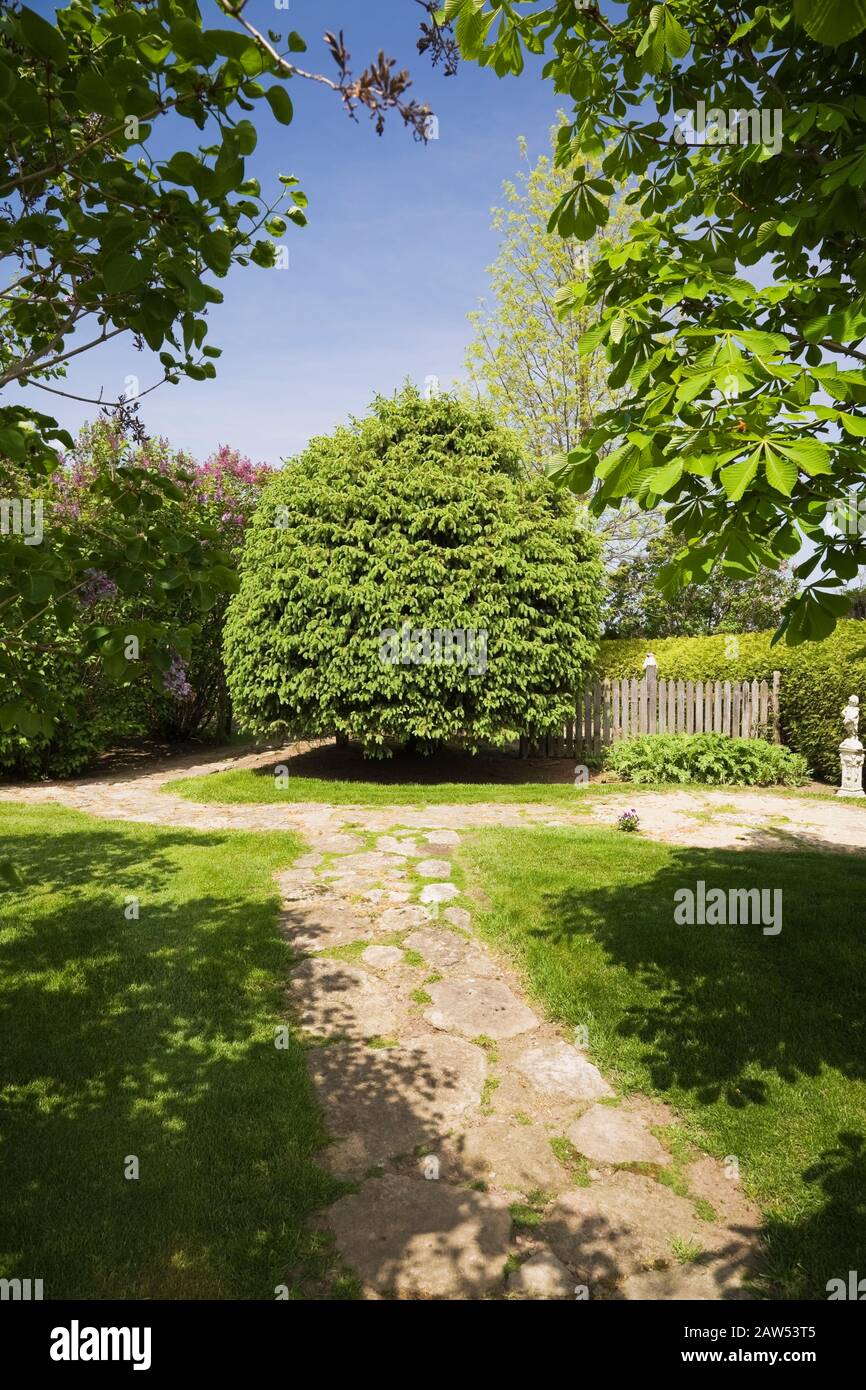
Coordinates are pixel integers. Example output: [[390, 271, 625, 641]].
[[837, 694, 865, 798]]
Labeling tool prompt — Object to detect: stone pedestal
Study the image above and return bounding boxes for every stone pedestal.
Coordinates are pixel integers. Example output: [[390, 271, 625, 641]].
[[837, 738, 865, 798]]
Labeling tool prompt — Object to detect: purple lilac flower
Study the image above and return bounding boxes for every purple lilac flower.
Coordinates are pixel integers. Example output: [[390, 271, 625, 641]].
[[78, 568, 119, 606], [163, 653, 194, 700]]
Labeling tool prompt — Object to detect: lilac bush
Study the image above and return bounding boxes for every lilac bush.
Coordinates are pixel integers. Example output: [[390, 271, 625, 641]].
[[2, 421, 272, 776]]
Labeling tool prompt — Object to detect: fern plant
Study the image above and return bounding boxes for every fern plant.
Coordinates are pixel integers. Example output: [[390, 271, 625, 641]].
[[604, 734, 810, 787]]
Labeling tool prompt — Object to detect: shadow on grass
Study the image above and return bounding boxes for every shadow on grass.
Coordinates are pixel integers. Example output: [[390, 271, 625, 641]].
[[535, 843, 866, 1101], [0, 816, 341, 1300], [1, 812, 531, 1301], [518, 837, 866, 1295], [9, 809, 862, 1301]]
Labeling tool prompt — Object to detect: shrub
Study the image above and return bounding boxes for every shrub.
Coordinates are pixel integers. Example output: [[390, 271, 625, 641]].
[[224, 387, 604, 755], [118, 442, 273, 741], [0, 424, 269, 780], [603, 734, 810, 787], [595, 624, 866, 782], [0, 633, 141, 779]]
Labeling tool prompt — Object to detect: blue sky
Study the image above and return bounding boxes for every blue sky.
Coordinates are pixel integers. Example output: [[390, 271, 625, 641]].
[[15, 0, 562, 466]]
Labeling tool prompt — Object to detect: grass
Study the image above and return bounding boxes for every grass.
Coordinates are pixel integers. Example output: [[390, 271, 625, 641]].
[[480, 1076, 500, 1114], [671, 1237, 705, 1265], [472, 1033, 500, 1063], [458, 825, 866, 1300], [163, 764, 853, 809], [164, 767, 596, 807], [509, 1189, 551, 1229], [550, 1135, 592, 1186], [0, 803, 343, 1300]]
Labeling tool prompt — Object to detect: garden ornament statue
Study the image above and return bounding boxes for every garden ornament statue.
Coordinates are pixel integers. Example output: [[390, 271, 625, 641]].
[[837, 694, 865, 798], [843, 695, 860, 739]]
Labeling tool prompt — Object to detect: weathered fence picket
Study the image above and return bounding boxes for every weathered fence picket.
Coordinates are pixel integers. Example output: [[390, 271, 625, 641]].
[[547, 666, 784, 760]]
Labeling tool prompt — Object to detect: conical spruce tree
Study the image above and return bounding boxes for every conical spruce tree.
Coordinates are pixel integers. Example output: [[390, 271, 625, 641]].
[[224, 387, 603, 755]]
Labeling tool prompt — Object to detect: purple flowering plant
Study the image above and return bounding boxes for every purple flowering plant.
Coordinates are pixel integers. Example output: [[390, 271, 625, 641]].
[[47, 423, 272, 702]]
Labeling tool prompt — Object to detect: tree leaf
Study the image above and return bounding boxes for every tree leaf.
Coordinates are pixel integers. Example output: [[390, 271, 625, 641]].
[[103, 253, 149, 294], [18, 7, 67, 64], [720, 451, 760, 501], [776, 440, 833, 475], [663, 12, 691, 59], [265, 86, 294, 125], [646, 458, 683, 494], [76, 70, 120, 116], [794, 0, 866, 46], [764, 448, 798, 495]]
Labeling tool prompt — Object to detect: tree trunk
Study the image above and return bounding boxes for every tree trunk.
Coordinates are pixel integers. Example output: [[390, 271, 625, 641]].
[[215, 681, 233, 741]]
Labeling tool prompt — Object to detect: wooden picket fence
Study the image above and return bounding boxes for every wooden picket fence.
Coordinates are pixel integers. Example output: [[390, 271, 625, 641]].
[[521, 666, 781, 759]]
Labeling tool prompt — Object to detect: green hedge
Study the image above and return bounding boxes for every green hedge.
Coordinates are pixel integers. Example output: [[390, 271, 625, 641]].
[[595, 621, 866, 782]]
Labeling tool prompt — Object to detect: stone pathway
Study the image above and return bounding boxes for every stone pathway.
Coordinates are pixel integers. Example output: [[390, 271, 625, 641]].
[[273, 823, 763, 1300], [6, 740, 858, 1299], [2, 737, 865, 852]]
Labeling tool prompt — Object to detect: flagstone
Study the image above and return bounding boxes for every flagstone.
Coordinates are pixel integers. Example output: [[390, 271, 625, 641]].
[[420, 881, 460, 904], [440, 1118, 570, 1194], [515, 1043, 614, 1101], [310, 1035, 487, 1177], [362, 944, 404, 971], [425, 830, 461, 847], [292, 852, 323, 870], [453, 945, 502, 978], [403, 928, 466, 970], [279, 900, 374, 952], [376, 835, 420, 856], [379, 904, 431, 932], [567, 1105, 668, 1166], [312, 832, 366, 853], [338, 851, 407, 875], [416, 858, 452, 878], [424, 978, 538, 1040], [288, 957, 399, 1039], [507, 1251, 574, 1300], [543, 1172, 716, 1285], [329, 1174, 511, 1298], [612, 1264, 751, 1300], [275, 869, 332, 903]]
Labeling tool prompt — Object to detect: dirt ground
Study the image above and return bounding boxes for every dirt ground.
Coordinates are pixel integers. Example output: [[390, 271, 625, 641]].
[[86, 736, 595, 784], [82, 734, 834, 795]]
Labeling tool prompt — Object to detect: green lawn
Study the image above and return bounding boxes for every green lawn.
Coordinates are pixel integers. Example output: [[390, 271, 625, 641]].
[[164, 767, 598, 806], [458, 826, 866, 1300], [0, 804, 343, 1300], [163, 765, 849, 808]]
